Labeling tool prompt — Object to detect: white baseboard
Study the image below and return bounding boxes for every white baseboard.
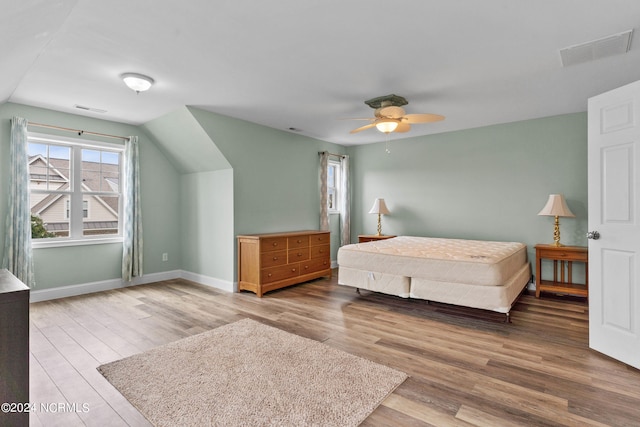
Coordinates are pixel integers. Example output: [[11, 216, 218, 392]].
[[29, 270, 234, 303], [180, 270, 236, 293]]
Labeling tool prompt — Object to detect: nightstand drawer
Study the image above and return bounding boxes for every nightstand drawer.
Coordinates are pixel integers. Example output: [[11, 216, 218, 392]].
[[537, 248, 587, 262], [358, 235, 396, 243]]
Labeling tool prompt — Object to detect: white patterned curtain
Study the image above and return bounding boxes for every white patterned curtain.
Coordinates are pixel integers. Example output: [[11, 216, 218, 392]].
[[339, 155, 351, 246], [122, 136, 143, 281], [2, 117, 35, 287], [319, 152, 329, 231]]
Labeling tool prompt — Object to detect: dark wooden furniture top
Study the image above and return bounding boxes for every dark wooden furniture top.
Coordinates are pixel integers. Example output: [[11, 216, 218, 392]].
[[0, 269, 30, 427]]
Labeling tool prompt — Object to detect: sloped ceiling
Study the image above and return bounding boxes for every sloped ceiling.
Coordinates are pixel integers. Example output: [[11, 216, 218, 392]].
[[143, 107, 231, 174], [3, 1, 640, 146]]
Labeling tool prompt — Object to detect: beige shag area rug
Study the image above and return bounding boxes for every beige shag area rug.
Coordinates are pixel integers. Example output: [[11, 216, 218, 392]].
[[98, 318, 407, 427]]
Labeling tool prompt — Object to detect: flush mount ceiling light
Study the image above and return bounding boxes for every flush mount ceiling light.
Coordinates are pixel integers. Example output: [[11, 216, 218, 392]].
[[121, 73, 154, 93]]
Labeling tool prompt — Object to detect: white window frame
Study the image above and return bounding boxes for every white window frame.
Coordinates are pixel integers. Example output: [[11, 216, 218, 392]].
[[327, 160, 341, 213], [29, 132, 125, 248]]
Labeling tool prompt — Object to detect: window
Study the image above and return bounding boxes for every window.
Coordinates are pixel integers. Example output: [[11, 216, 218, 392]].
[[327, 160, 340, 212], [28, 133, 124, 245]]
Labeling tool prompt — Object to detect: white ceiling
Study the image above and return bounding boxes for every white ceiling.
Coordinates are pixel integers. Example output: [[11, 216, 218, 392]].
[[4, 0, 640, 145]]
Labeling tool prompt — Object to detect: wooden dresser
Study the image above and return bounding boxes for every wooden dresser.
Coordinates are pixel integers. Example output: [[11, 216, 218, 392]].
[[237, 230, 331, 297]]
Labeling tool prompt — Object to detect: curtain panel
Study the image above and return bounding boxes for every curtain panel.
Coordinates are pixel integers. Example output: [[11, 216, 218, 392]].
[[319, 152, 329, 231], [340, 155, 351, 246], [2, 117, 35, 287], [122, 136, 143, 281]]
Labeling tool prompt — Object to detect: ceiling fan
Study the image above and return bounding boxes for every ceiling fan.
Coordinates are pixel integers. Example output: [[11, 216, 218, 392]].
[[348, 94, 444, 134]]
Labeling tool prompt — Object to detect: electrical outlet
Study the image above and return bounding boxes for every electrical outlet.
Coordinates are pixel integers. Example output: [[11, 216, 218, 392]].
[[162, 253, 168, 262]]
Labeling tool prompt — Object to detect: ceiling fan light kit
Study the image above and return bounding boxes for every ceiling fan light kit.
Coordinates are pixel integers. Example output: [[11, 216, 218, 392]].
[[349, 94, 444, 135], [375, 120, 399, 134]]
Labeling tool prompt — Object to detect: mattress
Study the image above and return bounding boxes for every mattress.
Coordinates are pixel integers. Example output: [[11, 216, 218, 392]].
[[337, 236, 527, 287], [410, 263, 531, 313]]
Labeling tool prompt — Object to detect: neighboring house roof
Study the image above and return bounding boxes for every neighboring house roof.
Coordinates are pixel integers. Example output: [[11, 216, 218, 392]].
[[29, 155, 120, 217], [43, 221, 119, 231]]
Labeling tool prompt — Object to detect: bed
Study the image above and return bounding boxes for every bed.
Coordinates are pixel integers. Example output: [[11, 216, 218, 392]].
[[337, 236, 531, 321]]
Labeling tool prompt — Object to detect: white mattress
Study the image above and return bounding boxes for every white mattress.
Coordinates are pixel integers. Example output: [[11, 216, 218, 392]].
[[337, 236, 527, 287]]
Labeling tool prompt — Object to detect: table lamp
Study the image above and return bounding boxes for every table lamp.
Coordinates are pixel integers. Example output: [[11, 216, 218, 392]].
[[537, 194, 575, 246], [369, 198, 390, 236]]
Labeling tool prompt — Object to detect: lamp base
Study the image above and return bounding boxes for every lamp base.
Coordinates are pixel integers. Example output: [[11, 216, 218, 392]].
[[376, 214, 382, 236], [552, 216, 563, 246]]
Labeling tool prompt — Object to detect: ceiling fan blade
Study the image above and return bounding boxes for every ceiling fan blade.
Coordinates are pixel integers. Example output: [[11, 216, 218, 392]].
[[402, 113, 445, 124], [350, 123, 377, 134], [339, 117, 375, 121], [394, 122, 411, 133]]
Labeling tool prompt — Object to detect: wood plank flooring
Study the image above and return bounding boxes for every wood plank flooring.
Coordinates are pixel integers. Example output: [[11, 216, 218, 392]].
[[28, 272, 640, 426]]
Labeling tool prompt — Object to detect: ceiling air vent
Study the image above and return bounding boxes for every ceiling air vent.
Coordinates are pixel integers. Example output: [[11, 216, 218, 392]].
[[560, 29, 633, 67], [74, 104, 107, 113]]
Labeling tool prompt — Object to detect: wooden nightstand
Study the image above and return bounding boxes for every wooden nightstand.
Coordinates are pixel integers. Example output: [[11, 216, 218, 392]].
[[535, 244, 588, 298], [358, 234, 396, 243]]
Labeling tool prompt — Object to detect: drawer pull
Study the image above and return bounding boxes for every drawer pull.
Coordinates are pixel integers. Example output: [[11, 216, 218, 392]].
[[273, 256, 278, 261], [297, 239, 302, 243], [297, 253, 302, 257], [272, 242, 278, 247], [268, 273, 272, 277], [319, 249, 323, 253], [292, 268, 296, 272], [304, 265, 309, 270]]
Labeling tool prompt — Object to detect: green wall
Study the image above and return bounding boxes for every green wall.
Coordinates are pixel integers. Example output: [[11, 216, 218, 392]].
[[0, 103, 182, 289], [187, 107, 346, 236], [187, 107, 347, 276], [347, 113, 588, 270], [0, 101, 587, 292], [180, 169, 234, 283]]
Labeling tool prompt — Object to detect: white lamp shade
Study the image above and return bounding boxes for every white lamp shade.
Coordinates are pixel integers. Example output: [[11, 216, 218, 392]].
[[369, 198, 390, 215], [375, 120, 399, 134], [537, 194, 575, 217]]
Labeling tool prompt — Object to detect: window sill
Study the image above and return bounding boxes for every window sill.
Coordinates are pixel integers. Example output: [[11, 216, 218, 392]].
[[33, 237, 123, 249]]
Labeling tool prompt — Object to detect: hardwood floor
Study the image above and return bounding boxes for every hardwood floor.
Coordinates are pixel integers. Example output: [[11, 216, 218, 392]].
[[28, 272, 640, 426]]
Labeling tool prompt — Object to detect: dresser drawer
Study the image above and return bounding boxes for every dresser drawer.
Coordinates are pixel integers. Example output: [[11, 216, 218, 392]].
[[261, 250, 287, 268], [261, 237, 287, 252], [300, 258, 331, 274], [288, 235, 309, 249], [288, 247, 310, 263], [261, 264, 300, 284], [310, 244, 330, 259], [310, 233, 330, 245]]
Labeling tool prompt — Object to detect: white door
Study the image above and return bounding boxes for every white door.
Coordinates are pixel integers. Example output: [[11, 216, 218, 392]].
[[588, 79, 640, 369]]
